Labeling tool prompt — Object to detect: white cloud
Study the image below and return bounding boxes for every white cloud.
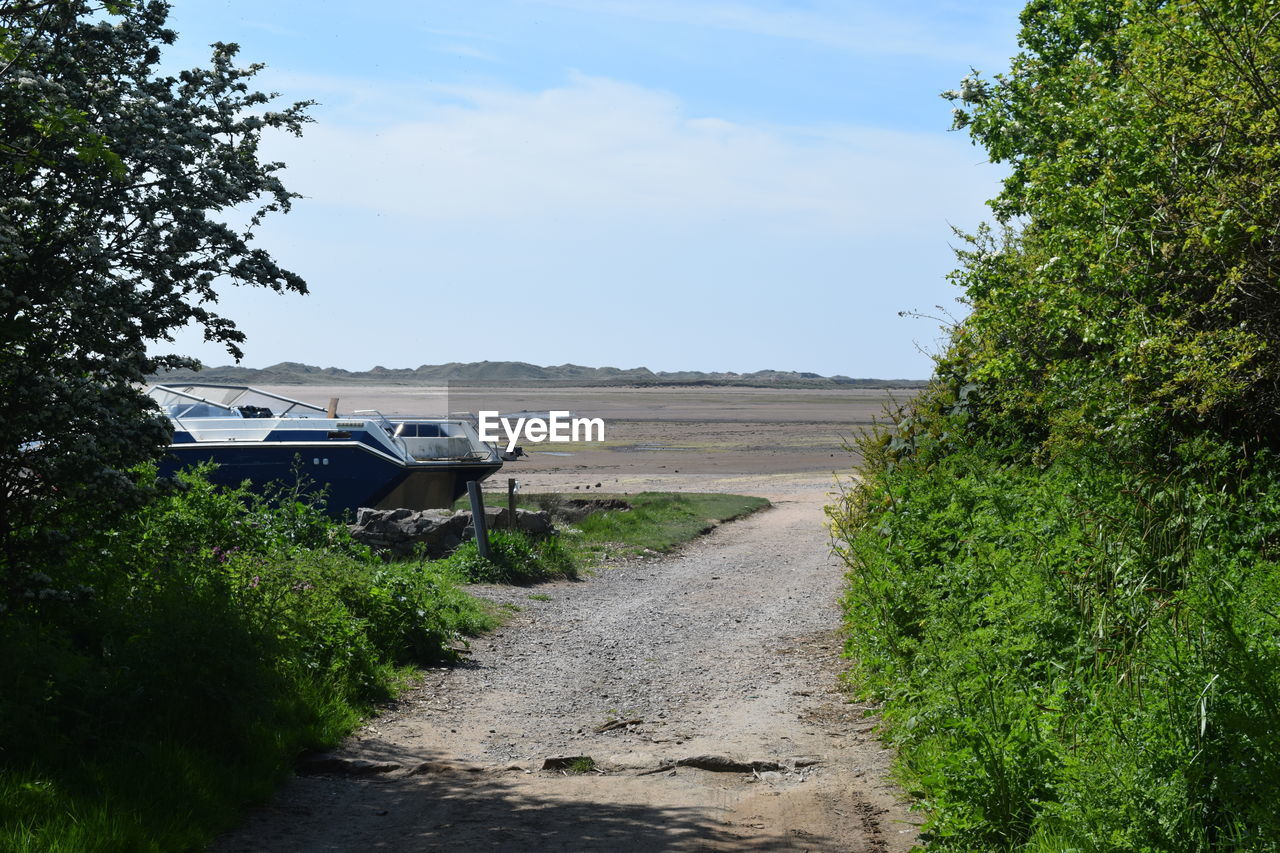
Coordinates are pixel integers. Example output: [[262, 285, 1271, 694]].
[[519, 0, 1003, 63], [439, 43, 500, 62], [269, 74, 996, 238]]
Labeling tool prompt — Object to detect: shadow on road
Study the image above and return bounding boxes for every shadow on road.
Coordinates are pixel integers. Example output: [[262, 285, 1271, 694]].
[[214, 743, 830, 852]]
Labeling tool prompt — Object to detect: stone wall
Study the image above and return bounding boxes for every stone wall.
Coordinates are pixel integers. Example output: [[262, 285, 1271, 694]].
[[350, 507, 555, 559]]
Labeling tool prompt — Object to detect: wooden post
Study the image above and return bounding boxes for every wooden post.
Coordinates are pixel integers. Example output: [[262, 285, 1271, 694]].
[[507, 478, 517, 531], [326, 397, 339, 418], [467, 480, 491, 560]]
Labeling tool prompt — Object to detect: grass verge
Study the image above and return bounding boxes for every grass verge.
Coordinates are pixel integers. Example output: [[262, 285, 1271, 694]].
[[463, 491, 770, 562], [567, 492, 769, 559]]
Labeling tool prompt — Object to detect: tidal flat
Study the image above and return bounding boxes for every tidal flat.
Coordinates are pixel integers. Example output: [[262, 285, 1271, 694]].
[[254, 384, 918, 497]]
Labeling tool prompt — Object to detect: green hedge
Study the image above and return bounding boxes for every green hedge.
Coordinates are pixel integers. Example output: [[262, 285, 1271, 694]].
[[831, 436, 1280, 850]]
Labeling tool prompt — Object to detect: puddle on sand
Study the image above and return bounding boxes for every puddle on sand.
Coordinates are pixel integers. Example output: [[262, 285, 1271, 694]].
[[540, 451, 575, 456]]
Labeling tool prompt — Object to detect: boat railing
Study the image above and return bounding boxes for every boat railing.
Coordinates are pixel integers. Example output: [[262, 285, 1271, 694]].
[[392, 419, 500, 463], [352, 409, 396, 434], [400, 435, 485, 461]]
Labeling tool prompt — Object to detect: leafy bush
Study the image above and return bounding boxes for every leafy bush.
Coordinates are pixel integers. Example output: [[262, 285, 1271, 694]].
[[832, 422, 1280, 850], [0, 467, 494, 851]]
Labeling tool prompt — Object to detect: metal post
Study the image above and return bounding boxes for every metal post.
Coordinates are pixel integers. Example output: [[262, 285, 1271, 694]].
[[507, 477, 517, 531], [467, 480, 491, 560]]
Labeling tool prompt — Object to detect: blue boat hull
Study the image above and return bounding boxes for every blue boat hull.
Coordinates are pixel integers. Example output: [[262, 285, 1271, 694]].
[[158, 442, 500, 516]]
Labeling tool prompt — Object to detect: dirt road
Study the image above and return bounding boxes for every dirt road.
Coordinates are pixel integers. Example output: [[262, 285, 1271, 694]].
[[212, 482, 918, 852], [212, 386, 920, 851]]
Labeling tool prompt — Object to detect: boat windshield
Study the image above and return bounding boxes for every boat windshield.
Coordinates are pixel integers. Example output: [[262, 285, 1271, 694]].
[[146, 384, 328, 419]]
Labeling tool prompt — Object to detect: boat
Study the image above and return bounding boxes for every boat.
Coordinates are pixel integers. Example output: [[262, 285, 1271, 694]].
[[146, 384, 503, 516]]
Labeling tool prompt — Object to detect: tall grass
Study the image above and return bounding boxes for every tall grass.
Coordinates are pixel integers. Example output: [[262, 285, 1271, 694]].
[[830, 435, 1280, 850]]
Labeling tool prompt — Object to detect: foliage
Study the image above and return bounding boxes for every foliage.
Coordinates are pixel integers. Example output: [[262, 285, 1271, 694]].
[[938, 0, 1280, 457], [831, 0, 1280, 847], [0, 468, 494, 851], [439, 529, 579, 585], [0, 0, 312, 607], [832, 433, 1280, 850]]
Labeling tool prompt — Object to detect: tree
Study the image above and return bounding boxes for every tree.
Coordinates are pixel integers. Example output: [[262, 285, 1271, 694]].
[[940, 0, 1280, 458], [0, 0, 312, 605]]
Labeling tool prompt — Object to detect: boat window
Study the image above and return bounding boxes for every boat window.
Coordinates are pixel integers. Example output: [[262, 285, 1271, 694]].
[[166, 402, 239, 419], [394, 422, 443, 438]]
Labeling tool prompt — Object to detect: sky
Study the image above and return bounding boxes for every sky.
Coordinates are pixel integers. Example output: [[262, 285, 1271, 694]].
[[157, 0, 1025, 378]]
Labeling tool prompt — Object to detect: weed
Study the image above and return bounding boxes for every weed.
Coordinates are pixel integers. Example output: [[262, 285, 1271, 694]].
[[566, 757, 597, 774], [0, 478, 769, 850]]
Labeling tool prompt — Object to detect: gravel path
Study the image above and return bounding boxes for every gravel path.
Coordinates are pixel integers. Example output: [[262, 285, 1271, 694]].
[[212, 479, 919, 852]]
